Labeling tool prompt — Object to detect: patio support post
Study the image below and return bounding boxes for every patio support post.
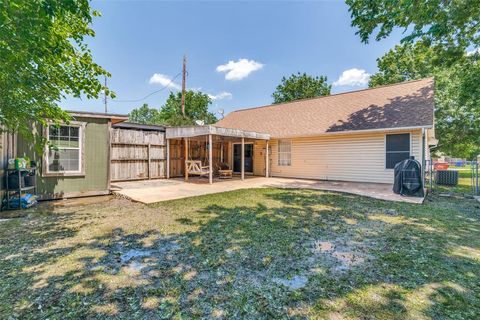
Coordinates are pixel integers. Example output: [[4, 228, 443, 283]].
[[265, 140, 269, 178], [241, 137, 245, 181], [209, 134, 213, 184], [220, 141, 224, 163], [166, 139, 170, 179], [184, 137, 189, 181]]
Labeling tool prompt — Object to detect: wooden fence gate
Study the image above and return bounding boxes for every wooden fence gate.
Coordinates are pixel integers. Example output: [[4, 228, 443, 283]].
[[110, 127, 166, 181]]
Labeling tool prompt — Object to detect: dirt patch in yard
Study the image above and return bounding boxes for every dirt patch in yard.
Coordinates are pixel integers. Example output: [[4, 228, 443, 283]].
[[312, 237, 372, 272]]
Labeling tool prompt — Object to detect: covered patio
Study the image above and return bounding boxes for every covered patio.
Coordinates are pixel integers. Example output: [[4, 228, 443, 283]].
[[165, 125, 270, 184]]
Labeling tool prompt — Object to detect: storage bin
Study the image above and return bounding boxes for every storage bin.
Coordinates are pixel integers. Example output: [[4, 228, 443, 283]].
[[24, 175, 36, 187], [8, 174, 25, 189]]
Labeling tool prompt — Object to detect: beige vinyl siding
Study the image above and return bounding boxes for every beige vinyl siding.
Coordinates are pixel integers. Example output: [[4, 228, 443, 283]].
[[269, 129, 422, 184], [253, 140, 267, 176]]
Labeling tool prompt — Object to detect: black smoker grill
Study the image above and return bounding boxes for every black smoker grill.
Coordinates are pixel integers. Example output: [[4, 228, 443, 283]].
[[393, 157, 424, 197]]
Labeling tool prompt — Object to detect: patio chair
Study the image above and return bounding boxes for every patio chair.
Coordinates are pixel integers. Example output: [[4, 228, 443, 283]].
[[216, 162, 233, 179]]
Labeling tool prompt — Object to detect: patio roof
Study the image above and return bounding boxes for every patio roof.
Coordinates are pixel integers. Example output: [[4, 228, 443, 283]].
[[165, 125, 270, 140]]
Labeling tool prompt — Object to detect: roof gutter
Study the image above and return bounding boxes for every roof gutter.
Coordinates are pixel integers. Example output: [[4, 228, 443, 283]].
[[272, 125, 433, 139]]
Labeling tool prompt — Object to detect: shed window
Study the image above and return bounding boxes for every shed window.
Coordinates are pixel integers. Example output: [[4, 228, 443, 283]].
[[386, 133, 410, 169], [46, 124, 83, 173], [278, 140, 291, 166]]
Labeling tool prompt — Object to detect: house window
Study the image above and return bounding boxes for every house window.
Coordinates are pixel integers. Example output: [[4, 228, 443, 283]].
[[386, 133, 410, 169], [46, 124, 83, 174], [278, 140, 291, 166]]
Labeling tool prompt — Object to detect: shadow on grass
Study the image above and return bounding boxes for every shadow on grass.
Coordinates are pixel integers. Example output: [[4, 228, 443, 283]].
[[0, 189, 479, 319]]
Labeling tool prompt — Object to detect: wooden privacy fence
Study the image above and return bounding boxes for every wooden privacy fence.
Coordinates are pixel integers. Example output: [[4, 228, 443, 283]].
[[110, 127, 166, 181]]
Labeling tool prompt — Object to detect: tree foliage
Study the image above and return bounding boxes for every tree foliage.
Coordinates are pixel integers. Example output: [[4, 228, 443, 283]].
[[128, 91, 217, 126], [159, 91, 217, 126], [272, 72, 331, 104], [346, 0, 480, 49], [370, 42, 480, 159], [346, 1, 480, 158], [0, 0, 113, 147], [128, 104, 161, 125], [369, 42, 464, 86]]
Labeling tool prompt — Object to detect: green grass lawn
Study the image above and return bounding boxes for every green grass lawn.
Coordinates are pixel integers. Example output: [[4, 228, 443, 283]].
[[1, 189, 479, 319]]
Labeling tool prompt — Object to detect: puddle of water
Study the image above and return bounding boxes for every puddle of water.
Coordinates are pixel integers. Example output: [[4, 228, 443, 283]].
[[273, 275, 308, 290], [166, 242, 181, 252], [128, 261, 146, 271], [385, 209, 397, 215], [120, 249, 151, 264]]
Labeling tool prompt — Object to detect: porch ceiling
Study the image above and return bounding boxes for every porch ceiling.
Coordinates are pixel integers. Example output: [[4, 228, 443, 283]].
[[166, 125, 270, 140]]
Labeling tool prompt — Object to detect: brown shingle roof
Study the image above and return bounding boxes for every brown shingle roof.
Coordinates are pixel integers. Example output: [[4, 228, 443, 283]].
[[216, 78, 434, 138]]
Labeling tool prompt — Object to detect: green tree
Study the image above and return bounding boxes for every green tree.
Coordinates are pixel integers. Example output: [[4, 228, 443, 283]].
[[129, 104, 162, 125], [0, 0, 113, 148], [272, 73, 331, 104], [345, 1, 480, 158], [159, 91, 217, 126], [370, 42, 480, 159], [346, 0, 480, 49], [369, 41, 463, 86]]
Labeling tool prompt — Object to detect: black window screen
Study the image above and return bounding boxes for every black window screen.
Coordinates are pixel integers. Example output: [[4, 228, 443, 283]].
[[386, 133, 410, 169]]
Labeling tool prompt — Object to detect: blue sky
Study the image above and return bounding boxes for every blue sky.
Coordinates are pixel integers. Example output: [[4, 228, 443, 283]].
[[62, 1, 405, 117]]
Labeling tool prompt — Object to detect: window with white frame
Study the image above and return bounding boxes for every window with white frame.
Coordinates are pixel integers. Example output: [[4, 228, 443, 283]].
[[385, 133, 410, 169], [46, 124, 83, 174], [278, 139, 291, 166]]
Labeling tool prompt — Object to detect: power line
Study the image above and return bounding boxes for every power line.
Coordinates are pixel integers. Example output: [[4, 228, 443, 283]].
[[113, 72, 182, 103]]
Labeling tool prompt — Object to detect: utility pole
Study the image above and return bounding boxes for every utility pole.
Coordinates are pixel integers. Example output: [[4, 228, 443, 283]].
[[104, 76, 108, 113], [181, 55, 187, 117]]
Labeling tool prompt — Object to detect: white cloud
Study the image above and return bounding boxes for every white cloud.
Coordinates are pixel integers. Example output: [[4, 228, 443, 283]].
[[216, 58, 264, 81], [467, 48, 480, 56], [208, 91, 233, 101], [333, 68, 371, 87], [148, 73, 181, 90]]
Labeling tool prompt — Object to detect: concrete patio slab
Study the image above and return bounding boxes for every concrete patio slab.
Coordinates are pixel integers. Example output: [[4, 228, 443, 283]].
[[111, 177, 424, 204]]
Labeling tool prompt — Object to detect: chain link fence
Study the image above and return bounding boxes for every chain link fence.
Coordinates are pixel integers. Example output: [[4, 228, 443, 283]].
[[425, 159, 479, 197]]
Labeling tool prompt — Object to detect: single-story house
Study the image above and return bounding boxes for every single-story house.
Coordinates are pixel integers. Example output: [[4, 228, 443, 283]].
[[1, 78, 435, 204], [214, 78, 436, 184]]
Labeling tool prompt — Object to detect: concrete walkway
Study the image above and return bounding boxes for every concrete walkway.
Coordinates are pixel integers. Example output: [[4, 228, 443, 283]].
[[111, 177, 424, 204]]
